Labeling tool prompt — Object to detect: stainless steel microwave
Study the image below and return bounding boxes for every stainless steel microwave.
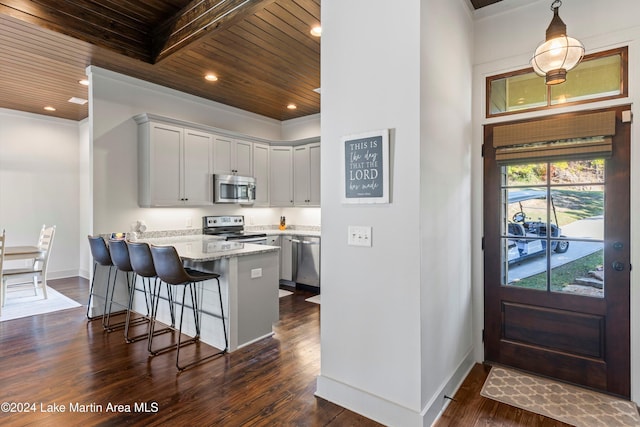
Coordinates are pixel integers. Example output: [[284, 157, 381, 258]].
[[214, 174, 256, 204]]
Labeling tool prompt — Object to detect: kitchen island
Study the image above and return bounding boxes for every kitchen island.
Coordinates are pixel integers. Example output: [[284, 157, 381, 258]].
[[90, 235, 280, 352]]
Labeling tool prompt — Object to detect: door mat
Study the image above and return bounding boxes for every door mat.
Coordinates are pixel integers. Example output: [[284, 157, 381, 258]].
[[481, 366, 640, 427]]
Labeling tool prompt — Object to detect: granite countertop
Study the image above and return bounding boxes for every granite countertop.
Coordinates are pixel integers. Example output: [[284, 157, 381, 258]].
[[139, 234, 279, 262], [245, 226, 321, 238], [263, 229, 321, 237]]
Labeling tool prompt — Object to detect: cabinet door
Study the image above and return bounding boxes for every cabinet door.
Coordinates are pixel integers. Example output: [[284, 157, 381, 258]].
[[253, 143, 270, 206], [269, 146, 293, 206], [213, 136, 234, 175], [280, 235, 292, 281], [149, 122, 182, 206], [293, 145, 310, 205], [183, 129, 213, 205], [234, 139, 253, 176], [308, 143, 321, 206]]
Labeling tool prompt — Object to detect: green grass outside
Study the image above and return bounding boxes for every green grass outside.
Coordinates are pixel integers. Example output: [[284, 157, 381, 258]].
[[509, 249, 604, 291]]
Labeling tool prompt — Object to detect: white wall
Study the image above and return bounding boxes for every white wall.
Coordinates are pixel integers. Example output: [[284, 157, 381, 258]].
[[316, 1, 473, 425], [281, 113, 321, 141], [471, 0, 640, 404], [420, 0, 474, 420], [0, 109, 80, 278]]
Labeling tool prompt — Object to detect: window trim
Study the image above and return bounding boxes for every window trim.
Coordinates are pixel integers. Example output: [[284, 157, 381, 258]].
[[486, 47, 628, 118]]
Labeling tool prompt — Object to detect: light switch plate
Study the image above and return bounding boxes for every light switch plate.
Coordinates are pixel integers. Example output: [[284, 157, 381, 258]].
[[348, 226, 372, 247], [251, 268, 263, 278]]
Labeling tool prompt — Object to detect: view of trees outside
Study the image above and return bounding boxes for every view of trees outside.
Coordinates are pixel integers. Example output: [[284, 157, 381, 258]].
[[503, 160, 605, 297]]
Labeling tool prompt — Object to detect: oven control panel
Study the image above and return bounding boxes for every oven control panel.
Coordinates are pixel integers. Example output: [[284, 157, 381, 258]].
[[204, 215, 244, 228]]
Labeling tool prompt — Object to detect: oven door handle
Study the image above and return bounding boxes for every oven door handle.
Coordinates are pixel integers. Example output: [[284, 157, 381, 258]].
[[236, 237, 267, 244]]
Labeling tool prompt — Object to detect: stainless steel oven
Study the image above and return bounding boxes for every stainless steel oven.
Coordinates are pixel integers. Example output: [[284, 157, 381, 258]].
[[203, 215, 267, 243]]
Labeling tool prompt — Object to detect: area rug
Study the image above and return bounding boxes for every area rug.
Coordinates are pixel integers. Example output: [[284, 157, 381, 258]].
[[481, 366, 640, 427], [0, 287, 81, 322], [305, 295, 320, 304], [278, 289, 293, 298]]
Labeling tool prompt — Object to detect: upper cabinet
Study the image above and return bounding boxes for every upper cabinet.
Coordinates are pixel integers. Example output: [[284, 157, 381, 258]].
[[293, 143, 321, 206], [213, 137, 253, 176], [269, 146, 294, 207], [134, 113, 319, 209], [137, 120, 213, 207], [253, 143, 270, 206]]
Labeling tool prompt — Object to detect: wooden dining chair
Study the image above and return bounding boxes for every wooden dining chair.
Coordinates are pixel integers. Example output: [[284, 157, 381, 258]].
[[1, 225, 56, 307]]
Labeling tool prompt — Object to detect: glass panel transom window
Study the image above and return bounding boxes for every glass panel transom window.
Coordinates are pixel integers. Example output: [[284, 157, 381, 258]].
[[488, 47, 626, 117]]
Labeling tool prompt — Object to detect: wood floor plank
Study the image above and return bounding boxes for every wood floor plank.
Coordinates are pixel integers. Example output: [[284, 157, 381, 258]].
[[1, 277, 574, 426], [0, 277, 383, 426]]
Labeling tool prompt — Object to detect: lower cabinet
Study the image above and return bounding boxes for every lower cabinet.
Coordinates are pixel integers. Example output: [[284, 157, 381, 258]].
[[280, 235, 293, 281]]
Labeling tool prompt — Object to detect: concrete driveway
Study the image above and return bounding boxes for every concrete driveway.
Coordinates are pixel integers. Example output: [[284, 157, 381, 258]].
[[508, 216, 603, 282]]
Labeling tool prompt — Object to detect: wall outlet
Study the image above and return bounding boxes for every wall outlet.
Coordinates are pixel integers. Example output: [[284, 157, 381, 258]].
[[348, 226, 372, 247], [186, 217, 192, 228], [251, 268, 263, 278]]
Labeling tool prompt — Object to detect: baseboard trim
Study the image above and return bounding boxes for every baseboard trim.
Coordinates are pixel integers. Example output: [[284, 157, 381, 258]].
[[316, 376, 420, 426], [425, 350, 475, 426], [315, 350, 476, 427]]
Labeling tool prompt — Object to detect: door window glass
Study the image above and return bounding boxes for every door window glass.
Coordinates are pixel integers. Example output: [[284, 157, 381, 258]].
[[501, 160, 605, 298]]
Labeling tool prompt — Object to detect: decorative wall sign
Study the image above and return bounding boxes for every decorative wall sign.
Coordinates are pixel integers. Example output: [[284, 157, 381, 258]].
[[342, 129, 389, 204]]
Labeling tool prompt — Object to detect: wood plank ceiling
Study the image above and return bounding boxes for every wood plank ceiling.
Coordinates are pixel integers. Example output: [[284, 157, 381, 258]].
[[0, 0, 498, 122]]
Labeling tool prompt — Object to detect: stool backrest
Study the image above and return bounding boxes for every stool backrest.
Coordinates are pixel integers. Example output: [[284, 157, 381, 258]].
[[87, 236, 112, 266], [127, 241, 157, 278], [108, 238, 133, 272], [149, 245, 190, 285]]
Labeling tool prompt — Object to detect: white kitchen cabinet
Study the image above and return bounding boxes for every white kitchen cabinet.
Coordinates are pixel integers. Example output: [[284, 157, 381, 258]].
[[269, 146, 294, 207], [137, 120, 213, 207], [213, 136, 253, 176], [265, 235, 280, 246], [280, 235, 293, 281], [293, 143, 321, 206], [253, 143, 270, 206]]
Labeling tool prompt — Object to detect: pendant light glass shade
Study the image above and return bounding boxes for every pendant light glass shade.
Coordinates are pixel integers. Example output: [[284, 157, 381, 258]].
[[530, 1, 584, 85]]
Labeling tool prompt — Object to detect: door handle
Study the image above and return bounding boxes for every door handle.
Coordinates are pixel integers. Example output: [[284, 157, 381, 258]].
[[612, 261, 625, 271]]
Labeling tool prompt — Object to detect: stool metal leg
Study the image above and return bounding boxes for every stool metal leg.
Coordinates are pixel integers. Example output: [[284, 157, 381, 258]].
[[175, 279, 227, 371], [87, 262, 113, 321]]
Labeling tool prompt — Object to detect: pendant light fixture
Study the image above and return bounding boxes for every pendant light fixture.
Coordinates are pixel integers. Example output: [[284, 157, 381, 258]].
[[530, 0, 584, 85]]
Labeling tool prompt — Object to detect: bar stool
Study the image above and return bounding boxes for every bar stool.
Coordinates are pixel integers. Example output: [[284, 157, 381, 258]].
[[149, 244, 228, 371], [86, 236, 115, 322], [126, 241, 175, 343], [107, 239, 153, 339]]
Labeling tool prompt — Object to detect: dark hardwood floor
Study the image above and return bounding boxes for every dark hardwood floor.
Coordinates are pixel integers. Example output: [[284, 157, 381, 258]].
[[0, 277, 382, 427], [1, 277, 572, 426], [433, 364, 572, 427]]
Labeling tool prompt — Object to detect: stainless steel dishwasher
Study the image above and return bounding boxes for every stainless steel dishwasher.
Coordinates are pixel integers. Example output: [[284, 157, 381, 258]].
[[292, 235, 320, 289]]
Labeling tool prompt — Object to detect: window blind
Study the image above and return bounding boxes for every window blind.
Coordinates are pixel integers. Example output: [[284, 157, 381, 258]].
[[492, 110, 616, 163]]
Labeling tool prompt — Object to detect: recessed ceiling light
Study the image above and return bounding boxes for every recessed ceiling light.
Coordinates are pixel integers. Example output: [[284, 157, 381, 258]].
[[287, 104, 297, 110], [78, 79, 90, 86], [310, 25, 322, 37], [44, 106, 56, 112], [68, 97, 88, 105], [204, 74, 218, 82]]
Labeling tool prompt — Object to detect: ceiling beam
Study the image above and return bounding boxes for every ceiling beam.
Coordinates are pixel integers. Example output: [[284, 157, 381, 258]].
[[152, 0, 276, 63]]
